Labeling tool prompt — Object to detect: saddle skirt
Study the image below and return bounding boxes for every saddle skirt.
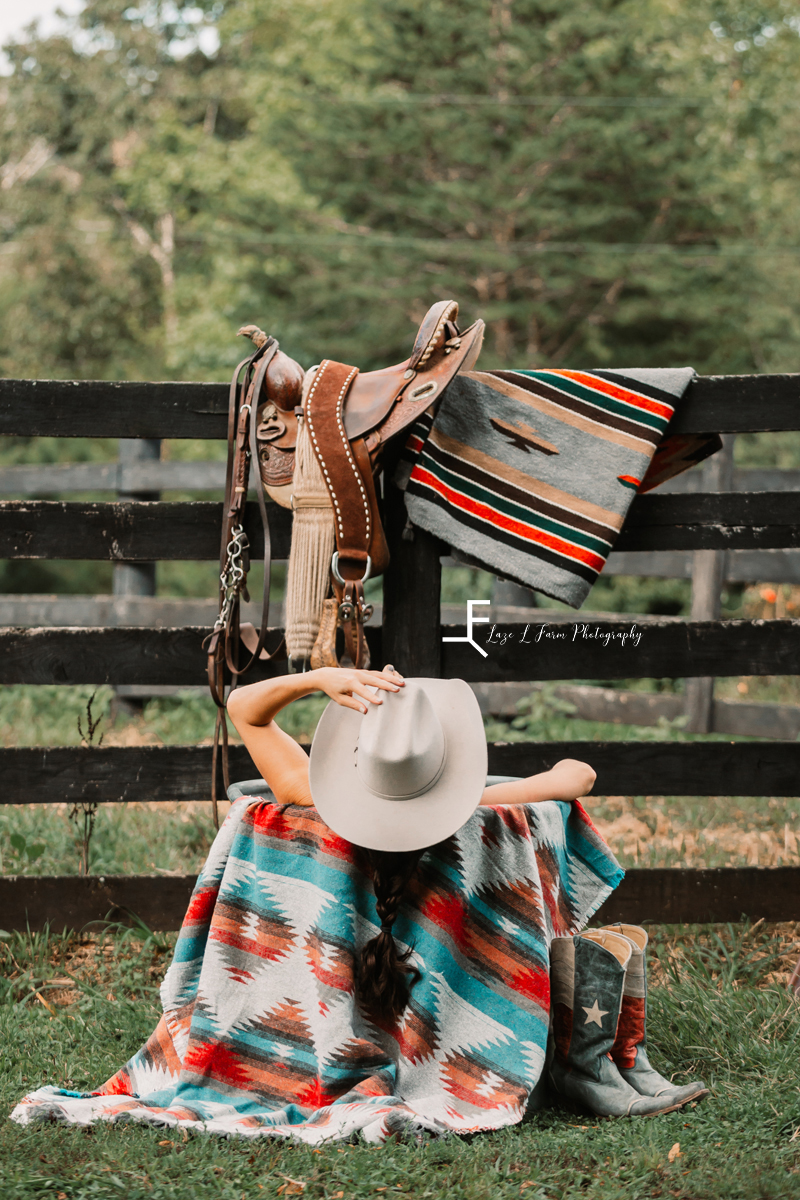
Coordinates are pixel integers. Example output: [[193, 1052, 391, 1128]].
[[247, 300, 484, 516]]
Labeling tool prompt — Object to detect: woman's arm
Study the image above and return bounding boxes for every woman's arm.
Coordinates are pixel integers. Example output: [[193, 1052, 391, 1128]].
[[480, 759, 596, 807], [226, 667, 403, 807]]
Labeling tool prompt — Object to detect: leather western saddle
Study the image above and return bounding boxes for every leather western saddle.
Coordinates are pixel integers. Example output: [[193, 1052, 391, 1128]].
[[205, 300, 484, 818]]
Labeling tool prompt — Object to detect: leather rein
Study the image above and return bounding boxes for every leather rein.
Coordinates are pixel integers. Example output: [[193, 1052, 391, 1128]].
[[204, 338, 285, 826]]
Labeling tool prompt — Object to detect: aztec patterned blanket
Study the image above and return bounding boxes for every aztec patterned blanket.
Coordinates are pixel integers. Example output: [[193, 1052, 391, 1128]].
[[400, 367, 717, 608], [12, 792, 622, 1144]]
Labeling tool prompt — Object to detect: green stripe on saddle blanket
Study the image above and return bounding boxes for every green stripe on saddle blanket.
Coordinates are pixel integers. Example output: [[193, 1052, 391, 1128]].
[[399, 367, 719, 608]]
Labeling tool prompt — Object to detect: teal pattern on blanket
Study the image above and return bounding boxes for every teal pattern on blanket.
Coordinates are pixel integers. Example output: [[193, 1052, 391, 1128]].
[[12, 795, 622, 1144]]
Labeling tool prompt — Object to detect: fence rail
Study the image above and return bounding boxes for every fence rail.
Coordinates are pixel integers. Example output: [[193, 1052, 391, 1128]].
[[1, 619, 798, 684], [2, 741, 798, 805], [2, 459, 799, 496], [3, 866, 797, 932], [1, 494, 799, 560], [3, 372, 800, 437]]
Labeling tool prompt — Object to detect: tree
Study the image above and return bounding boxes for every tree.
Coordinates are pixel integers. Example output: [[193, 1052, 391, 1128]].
[[231, 0, 800, 372], [2, 0, 800, 382], [0, 0, 314, 380]]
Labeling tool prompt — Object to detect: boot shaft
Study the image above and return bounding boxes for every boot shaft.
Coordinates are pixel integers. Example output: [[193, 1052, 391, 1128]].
[[606, 923, 648, 1070], [550, 931, 631, 1083]]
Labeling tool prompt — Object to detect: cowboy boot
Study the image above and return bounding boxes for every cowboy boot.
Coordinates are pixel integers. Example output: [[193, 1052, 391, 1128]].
[[605, 923, 709, 1106], [549, 931, 686, 1116]]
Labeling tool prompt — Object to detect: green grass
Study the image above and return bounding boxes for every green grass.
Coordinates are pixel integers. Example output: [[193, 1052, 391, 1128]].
[[0, 922, 798, 1198]]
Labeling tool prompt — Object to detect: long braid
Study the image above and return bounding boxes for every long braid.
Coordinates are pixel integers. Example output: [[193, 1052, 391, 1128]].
[[357, 848, 423, 1022]]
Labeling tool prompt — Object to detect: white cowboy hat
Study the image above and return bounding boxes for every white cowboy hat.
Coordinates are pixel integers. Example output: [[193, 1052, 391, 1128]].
[[308, 677, 487, 852]]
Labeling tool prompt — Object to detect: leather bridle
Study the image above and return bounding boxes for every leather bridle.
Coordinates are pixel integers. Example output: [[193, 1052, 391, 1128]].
[[204, 338, 286, 825]]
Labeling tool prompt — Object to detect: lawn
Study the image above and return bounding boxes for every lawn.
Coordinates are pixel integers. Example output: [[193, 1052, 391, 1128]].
[[0, 921, 798, 1199]]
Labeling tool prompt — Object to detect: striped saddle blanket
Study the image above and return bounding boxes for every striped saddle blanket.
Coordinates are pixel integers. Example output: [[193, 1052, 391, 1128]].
[[400, 367, 717, 607], [12, 793, 622, 1144]]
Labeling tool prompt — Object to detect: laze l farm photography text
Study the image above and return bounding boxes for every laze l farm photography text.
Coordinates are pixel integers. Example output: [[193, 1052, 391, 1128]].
[[486, 622, 643, 649]]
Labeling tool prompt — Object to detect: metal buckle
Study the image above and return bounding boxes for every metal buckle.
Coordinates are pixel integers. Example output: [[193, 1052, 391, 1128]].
[[409, 380, 438, 402], [331, 552, 372, 586]]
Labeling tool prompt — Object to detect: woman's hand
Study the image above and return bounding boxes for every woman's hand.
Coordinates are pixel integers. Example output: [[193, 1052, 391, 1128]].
[[313, 666, 404, 714], [547, 758, 597, 800]]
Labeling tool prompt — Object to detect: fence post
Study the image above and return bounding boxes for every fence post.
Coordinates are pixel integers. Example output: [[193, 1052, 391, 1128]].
[[113, 438, 161, 711], [684, 435, 735, 733], [114, 439, 161, 598], [381, 474, 442, 677]]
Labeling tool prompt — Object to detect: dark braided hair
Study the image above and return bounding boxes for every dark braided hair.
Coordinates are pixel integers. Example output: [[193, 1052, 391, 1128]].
[[357, 848, 424, 1022]]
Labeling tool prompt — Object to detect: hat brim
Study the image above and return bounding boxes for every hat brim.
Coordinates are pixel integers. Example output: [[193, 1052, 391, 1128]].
[[308, 678, 488, 852]]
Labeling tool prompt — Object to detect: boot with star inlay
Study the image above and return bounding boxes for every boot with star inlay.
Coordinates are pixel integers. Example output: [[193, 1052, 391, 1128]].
[[549, 931, 687, 1116], [604, 923, 709, 1107]]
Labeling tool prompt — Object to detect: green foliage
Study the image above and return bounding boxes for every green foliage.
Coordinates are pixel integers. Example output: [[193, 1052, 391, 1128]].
[[0, 685, 115, 748], [484, 682, 708, 745], [6, 832, 46, 867], [440, 566, 495, 605], [0, 799, 216, 878], [2, 0, 800, 384]]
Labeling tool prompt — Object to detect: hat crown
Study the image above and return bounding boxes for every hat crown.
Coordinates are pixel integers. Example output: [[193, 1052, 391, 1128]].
[[356, 683, 446, 800]]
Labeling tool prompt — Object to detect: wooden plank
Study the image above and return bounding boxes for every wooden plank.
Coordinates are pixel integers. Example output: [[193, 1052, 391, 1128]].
[[0, 461, 227, 495], [0, 626, 383, 685], [1, 865, 797, 932], [0, 619, 796, 684], [114, 439, 161, 603], [441, 618, 800, 681], [0, 500, 293, 561], [473, 682, 800, 740], [0, 873, 198, 933], [615, 491, 800, 551], [2, 741, 799, 803], [1, 493, 796, 562], [0, 626, 276, 685], [595, 867, 800, 924], [486, 741, 800, 796], [668, 373, 800, 435], [0, 379, 230, 439], [662, 467, 800, 494], [3, 374, 800, 438], [0, 745, 260, 804], [0, 597, 739, 630], [2, 460, 799, 498], [0, 463, 121, 493], [0, 594, 257, 628], [605, 548, 800, 583]]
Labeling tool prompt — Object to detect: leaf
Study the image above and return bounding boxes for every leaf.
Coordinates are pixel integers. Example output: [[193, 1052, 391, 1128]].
[[276, 1176, 306, 1195], [9, 833, 26, 854], [26, 843, 46, 861], [668, 1142, 681, 1162], [35, 990, 57, 1017]]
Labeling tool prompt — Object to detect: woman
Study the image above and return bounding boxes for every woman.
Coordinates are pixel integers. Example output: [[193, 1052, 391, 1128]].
[[228, 664, 599, 1022], [11, 667, 636, 1141]]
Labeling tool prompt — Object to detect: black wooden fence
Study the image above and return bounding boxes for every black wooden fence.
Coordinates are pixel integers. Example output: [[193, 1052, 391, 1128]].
[[1, 373, 799, 930]]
